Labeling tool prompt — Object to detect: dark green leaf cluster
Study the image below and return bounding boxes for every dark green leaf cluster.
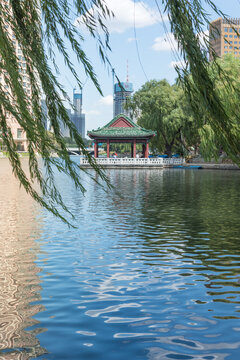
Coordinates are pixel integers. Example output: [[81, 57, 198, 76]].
[[163, 0, 240, 163], [0, 0, 112, 226], [198, 54, 240, 159]]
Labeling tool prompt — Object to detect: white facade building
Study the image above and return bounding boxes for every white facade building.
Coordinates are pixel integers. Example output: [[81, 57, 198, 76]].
[[0, 0, 31, 151]]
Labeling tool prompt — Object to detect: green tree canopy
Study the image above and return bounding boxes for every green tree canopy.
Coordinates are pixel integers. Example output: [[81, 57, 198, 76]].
[[128, 79, 197, 156]]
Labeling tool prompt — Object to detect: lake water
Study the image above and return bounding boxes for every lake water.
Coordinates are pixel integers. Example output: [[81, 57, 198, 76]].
[[0, 159, 240, 359]]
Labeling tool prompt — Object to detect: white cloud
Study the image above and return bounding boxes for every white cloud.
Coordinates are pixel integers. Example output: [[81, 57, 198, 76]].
[[99, 95, 113, 106], [152, 30, 209, 53], [127, 37, 136, 43], [152, 33, 179, 52], [75, 0, 165, 34]]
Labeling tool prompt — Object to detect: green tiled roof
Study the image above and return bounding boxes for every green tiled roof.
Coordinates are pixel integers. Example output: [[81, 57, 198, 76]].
[[88, 114, 156, 138]]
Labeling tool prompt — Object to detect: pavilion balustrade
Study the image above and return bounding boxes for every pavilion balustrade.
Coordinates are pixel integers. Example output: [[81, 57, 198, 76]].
[[80, 157, 185, 166]]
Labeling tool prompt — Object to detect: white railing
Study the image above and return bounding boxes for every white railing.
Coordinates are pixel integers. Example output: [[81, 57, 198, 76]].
[[80, 157, 185, 166]]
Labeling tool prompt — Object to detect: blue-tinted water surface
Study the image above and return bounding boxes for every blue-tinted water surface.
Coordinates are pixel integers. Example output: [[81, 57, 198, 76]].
[[0, 162, 240, 359]]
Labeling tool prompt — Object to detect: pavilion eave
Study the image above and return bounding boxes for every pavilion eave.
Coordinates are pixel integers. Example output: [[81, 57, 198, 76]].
[[88, 135, 154, 141]]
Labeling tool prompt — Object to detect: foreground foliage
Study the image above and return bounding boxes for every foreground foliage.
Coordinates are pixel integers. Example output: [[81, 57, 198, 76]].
[[0, 0, 112, 224], [164, 0, 240, 163], [198, 55, 240, 160], [1, 0, 240, 224]]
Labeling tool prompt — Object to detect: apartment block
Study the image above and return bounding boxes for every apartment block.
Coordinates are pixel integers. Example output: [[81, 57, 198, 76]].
[[209, 18, 240, 60], [0, 0, 30, 151]]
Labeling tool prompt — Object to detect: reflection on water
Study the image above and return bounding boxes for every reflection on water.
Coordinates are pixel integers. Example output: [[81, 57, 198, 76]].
[[33, 167, 240, 360], [1, 164, 240, 359], [0, 160, 46, 359]]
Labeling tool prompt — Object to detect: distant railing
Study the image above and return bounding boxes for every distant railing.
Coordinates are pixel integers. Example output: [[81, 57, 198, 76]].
[[80, 157, 185, 166]]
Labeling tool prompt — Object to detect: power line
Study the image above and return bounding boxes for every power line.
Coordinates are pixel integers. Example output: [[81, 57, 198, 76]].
[[133, 0, 149, 82], [65, 75, 88, 91], [139, 1, 163, 27], [82, 76, 89, 89], [153, 0, 183, 66], [64, 75, 74, 89], [140, 0, 181, 64]]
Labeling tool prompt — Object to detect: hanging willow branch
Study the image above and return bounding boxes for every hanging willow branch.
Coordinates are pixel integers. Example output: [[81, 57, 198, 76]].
[[164, 0, 240, 163], [1, 0, 240, 226], [0, 0, 113, 226]]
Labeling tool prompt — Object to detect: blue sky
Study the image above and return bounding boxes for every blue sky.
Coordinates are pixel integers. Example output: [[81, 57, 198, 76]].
[[55, 0, 240, 136]]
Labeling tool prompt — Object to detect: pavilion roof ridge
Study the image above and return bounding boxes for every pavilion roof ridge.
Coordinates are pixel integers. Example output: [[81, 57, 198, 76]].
[[102, 113, 138, 129], [87, 113, 156, 139]]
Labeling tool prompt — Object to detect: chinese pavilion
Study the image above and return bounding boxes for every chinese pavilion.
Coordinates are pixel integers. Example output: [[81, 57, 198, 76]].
[[87, 114, 156, 158]]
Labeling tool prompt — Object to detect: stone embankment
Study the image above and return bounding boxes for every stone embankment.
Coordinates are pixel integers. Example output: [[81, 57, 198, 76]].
[[187, 163, 239, 170], [188, 156, 239, 170]]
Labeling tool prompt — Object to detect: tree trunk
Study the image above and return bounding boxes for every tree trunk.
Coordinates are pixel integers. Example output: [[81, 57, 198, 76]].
[[164, 143, 173, 157]]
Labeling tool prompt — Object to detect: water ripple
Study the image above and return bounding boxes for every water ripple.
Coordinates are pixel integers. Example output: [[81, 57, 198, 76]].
[[1, 165, 240, 359]]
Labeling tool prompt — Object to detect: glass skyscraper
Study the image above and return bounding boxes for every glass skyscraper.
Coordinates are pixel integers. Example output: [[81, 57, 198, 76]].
[[71, 89, 85, 138], [113, 82, 133, 117]]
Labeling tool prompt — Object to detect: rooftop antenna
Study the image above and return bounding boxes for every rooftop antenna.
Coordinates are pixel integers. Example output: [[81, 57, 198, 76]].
[[112, 68, 115, 94], [112, 68, 115, 117]]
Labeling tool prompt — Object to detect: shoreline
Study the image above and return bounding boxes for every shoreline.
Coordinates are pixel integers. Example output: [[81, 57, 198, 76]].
[[186, 163, 240, 170], [1, 155, 239, 170]]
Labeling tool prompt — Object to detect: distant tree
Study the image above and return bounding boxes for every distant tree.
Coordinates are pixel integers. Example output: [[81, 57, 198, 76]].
[[128, 80, 197, 156]]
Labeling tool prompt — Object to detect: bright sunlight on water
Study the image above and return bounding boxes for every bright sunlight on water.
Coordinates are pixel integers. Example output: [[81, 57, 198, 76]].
[[0, 158, 240, 359]]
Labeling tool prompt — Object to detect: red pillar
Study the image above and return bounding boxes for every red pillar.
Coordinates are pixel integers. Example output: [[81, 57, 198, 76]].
[[94, 141, 98, 158], [145, 142, 149, 158], [133, 139, 136, 158], [107, 139, 110, 158], [131, 143, 133, 158]]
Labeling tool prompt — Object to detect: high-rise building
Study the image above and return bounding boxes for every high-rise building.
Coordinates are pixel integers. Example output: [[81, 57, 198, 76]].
[[113, 82, 133, 118], [41, 98, 71, 137], [42, 89, 86, 139], [73, 88, 82, 114], [41, 99, 49, 131], [58, 108, 71, 138], [70, 89, 85, 138], [0, 0, 31, 151], [209, 18, 240, 60], [71, 89, 85, 138]]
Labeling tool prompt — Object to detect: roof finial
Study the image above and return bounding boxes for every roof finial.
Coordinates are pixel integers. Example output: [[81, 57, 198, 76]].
[[126, 60, 129, 83]]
